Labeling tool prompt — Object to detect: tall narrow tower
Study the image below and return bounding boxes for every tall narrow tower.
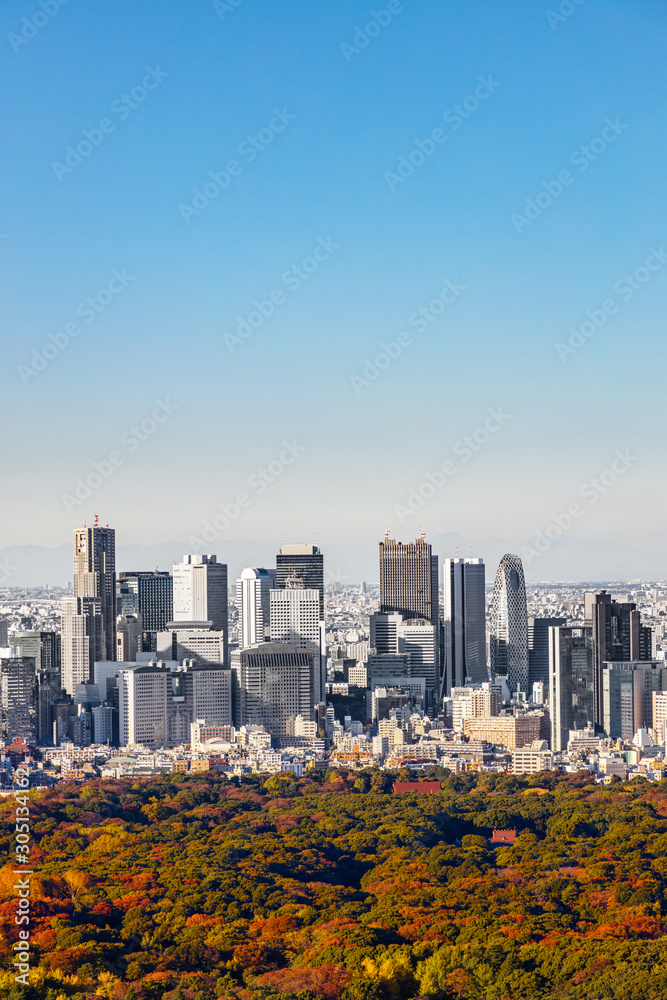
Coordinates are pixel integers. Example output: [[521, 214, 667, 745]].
[[72, 521, 116, 661], [489, 553, 529, 694]]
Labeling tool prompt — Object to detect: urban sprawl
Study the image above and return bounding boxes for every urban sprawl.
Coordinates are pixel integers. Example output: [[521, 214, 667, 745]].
[[2, 524, 667, 788]]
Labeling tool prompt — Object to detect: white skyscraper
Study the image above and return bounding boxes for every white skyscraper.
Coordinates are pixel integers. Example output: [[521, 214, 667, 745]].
[[490, 553, 529, 694], [269, 587, 325, 705], [118, 664, 169, 748], [61, 596, 103, 696], [169, 554, 228, 665], [443, 557, 487, 693], [236, 567, 276, 648], [172, 554, 227, 628]]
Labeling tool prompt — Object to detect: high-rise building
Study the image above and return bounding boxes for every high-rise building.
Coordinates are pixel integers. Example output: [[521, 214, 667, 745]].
[[549, 625, 595, 752], [270, 587, 324, 705], [602, 661, 667, 741], [156, 628, 226, 666], [170, 554, 228, 665], [117, 660, 231, 749], [370, 612, 437, 699], [116, 614, 142, 661], [379, 535, 439, 693], [236, 567, 275, 648], [10, 632, 62, 743], [172, 554, 227, 629], [61, 596, 104, 695], [118, 664, 169, 748], [0, 619, 8, 647], [231, 642, 314, 739], [370, 612, 402, 654], [443, 557, 486, 691], [72, 523, 116, 661], [9, 630, 61, 676], [379, 536, 439, 628], [0, 649, 36, 743], [586, 591, 643, 726], [528, 617, 566, 690], [117, 571, 173, 651], [489, 553, 529, 694], [276, 545, 324, 619]]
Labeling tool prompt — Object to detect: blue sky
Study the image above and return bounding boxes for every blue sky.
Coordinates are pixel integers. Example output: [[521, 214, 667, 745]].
[[2, 0, 666, 570]]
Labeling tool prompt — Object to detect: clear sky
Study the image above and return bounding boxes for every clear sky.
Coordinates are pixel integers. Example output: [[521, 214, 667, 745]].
[[2, 0, 666, 567]]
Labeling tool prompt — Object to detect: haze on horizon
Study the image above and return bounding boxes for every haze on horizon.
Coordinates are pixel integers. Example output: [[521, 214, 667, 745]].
[[3, 0, 666, 565]]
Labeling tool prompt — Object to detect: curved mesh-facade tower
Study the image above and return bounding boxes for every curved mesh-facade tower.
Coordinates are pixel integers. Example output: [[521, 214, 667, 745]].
[[490, 553, 529, 694]]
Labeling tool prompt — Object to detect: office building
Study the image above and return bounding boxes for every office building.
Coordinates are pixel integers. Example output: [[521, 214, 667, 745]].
[[443, 556, 486, 691], [117, 571, 173, 651], [379, 535, 439, 631], [270, 587, 324, 704], [61, 596, 104, 695], [117, 660, 232, 749], [276, 544, 324, 618], [489, 553, 529, 694], [156, 628, 226, 666], [528, 617, 566, 690], [652, 691, 667, 745], [370, 612, 402, 655], [0, 649, 36, 743], [231, 642, 313, 739], [72, 523, 116, 661], [0, 619, 8, 647], [116, 614, 142, 661], [463, 714, 543, 750], [370, 612, 437, 702], [586, 591, 643, 726], [602, 661, 667, 741], [118, 664, 169, 748], [172, 554, 227, 628], [9, 630, 60, 675], [549, 626, 594, 752], [512, 741, 553, 774], [236, 567, 275, 647]]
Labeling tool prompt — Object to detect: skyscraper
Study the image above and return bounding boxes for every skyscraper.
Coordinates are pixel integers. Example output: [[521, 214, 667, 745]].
[[586, 591, 643, 727], [528, 617, 566, 690], [276, 544, 324, 618], [270, 586, 324, 705], [72, 523, 116, 661], [443, 557, 486, 691], [0, 649, 37, 744], [370, 612, 437, 698], [172, 554, 227, 629], [379, 535, 439, 627], [549, 625, 595, 752], [117, 571, 173, 651], [61, 595, 104, 695], [602, 661, 667, 741], [170, 554, 228, 664], [379, 535, 440, 692], [231, 642, 314, 739], [489, 553, 529, 694], [236, 567, 275, 648]]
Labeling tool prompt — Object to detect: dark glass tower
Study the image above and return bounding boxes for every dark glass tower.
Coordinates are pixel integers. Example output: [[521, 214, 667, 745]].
[[276, 545, 324, 619]]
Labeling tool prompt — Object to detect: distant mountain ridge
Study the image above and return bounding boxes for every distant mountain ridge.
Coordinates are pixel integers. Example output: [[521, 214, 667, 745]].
[[0, 534, 665, 588]]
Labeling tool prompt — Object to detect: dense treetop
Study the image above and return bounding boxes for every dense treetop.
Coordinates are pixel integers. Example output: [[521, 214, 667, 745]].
[[1, 766, 666, 999]]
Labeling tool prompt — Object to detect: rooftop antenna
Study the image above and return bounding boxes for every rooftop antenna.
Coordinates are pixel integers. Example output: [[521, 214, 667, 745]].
[[316, 531, 319, 546], [384, 527, 390, 541], [456, 545, 459, 558], [94, 513, 99, 528], [420, 527, 425, 541]]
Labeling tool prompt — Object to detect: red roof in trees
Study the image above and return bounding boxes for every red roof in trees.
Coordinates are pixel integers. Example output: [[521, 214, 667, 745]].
[[393, 781, 442, 794], [489, 829, 517, 845]]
